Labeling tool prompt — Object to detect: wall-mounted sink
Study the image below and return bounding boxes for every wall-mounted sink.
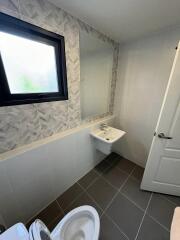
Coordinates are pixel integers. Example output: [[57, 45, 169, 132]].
[[91, 125, 126, 154]]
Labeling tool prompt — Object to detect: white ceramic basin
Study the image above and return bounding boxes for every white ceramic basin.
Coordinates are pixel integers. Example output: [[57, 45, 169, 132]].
[[91, 126, 126, 154], [91, 126, 126, 144]]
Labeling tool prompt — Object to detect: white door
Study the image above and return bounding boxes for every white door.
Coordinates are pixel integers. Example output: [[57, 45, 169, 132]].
[[141, 42, 180, 196]]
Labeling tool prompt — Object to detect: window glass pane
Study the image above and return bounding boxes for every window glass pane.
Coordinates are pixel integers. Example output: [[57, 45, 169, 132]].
[[0, 31, 59, 94]]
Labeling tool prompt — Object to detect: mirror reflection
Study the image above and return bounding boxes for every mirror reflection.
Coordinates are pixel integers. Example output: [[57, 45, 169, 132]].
[[80, 30, 114, 119]]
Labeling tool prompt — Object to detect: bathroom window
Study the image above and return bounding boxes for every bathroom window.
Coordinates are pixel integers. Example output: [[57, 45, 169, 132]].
[[0, 13, 68, 106]]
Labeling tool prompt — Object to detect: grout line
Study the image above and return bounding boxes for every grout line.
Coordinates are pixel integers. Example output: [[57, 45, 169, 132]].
[[101, 165, 137, 216], [101, 189, 119, 214], [115, 164, 138, 176], [86, 163, 137, 240], [77, 176, 99, 191], [64, 181, 105, 216], [144, 193, 172, 232], [104, 156, 137, 176], [93, 168, 103, 177], [79, 159, 134, 192], [88, 158, 137, 191], [77, 182, 105, 215], [96, 155, 137, 177], [95, 166, 112, 177], [77, 181, 85, 189], [83, 190, 104, 215], [161, 194, 180, 207], [25, 197, 62, 226], [56, 182, 103, 215], [134, 193, 153, 240], [130, 175, 144, 184], [62, 190, 85, 212], [56, 183, 87, 213], [100, 167, 130, 189], [118, 165, 137, 191], [96, 155, 121, 174], [103, 212, 130, 240], [147, 213, 170, 233], [97, 164, 138, 193], [120, 192, 145, 212], [82, 174, 101, 190], [56, 200, 65, 215], [100, 174, 120, 190]]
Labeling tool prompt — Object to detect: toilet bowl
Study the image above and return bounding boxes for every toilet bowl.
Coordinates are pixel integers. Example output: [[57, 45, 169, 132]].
[[0, 205, 100, 240], [51, 205, 100, 240]]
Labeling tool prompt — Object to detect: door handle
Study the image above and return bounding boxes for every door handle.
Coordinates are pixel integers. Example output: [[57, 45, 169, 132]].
[[158, 133, 173, 139]]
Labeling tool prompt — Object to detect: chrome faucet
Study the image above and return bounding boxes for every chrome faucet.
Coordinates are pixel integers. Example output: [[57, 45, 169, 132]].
[[100, 123, 108, 131]]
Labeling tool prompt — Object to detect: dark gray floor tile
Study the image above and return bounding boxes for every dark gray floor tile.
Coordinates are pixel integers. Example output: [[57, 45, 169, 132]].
[[64, 192, 103, 217], [26, 201, 62, 227], [35, 201, 62, 225], [131, 166, 144, 182], [112, 156, 136, 174], [137, 215, 169, 240], [87, 177, 117, 210], [78, 169, 99, 189], [95, 160, 112, 174], [57, 183, 83, 210], [104, 152, 120, 165], [147, 193, 176, 230], [106, 193, 144, 240], [102, 165, 129, 189], [47, 212, 64, 231], [164, 194, 180, 205], [121, 177, 151, 210], [100, 214, 127, 240]]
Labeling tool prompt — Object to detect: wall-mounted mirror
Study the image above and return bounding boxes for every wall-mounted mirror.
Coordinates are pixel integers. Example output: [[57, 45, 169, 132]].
[[80, 30, 114, 120]]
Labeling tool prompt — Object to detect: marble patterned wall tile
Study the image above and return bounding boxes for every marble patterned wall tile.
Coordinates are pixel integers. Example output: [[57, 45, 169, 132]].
[[0, 0, 19, 12], [110, 44, 119, 113], [0, 0, 119, 153], [39, 102, 68, 136]]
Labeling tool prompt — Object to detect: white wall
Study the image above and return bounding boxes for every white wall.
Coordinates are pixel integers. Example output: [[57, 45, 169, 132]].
[[113, 27, 180, 167], [0, 117, 113, 227]]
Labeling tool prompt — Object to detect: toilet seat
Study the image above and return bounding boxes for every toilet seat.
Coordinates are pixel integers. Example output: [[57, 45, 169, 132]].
[[29, 219, 52, 240]]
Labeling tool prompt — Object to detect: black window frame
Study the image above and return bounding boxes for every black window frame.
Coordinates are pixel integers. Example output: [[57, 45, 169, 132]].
[[0, 12, 68, 107]]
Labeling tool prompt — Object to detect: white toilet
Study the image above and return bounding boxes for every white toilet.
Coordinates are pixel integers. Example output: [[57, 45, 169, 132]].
[[0, 206, 100, 240]]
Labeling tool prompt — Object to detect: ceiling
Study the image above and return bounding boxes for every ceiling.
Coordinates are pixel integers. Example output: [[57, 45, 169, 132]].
[[49, 0, 180, 42]]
